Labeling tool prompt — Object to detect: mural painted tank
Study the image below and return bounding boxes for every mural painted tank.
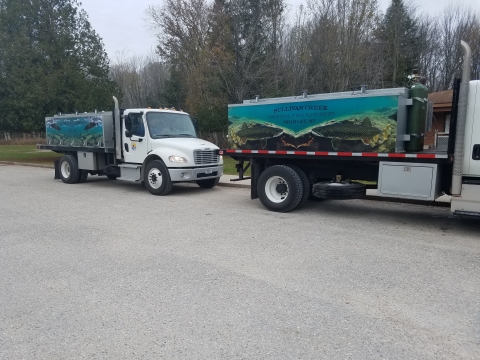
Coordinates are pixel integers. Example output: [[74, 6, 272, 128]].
[[228, 93, 407, 153], [45, 113, 113, 148]]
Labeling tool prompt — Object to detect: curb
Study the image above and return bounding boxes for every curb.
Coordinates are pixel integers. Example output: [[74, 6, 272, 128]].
[[0, 161, 249, 188], [363, 194, 450, 208], [0, 161, 54, 169], [0, 162, 452, 207], [217, 182, 251, 189]]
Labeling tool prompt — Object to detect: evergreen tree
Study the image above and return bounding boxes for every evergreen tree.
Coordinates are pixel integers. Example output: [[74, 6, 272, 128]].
[[0, 0, 117, 132], [377, 0, 419, 87]]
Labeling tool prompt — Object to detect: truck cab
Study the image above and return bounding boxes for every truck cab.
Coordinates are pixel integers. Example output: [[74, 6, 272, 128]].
[[118, 108, 223, 194]]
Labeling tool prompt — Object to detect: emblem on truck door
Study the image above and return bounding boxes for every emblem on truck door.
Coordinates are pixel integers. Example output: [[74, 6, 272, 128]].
[[132, 143, 137, 151]]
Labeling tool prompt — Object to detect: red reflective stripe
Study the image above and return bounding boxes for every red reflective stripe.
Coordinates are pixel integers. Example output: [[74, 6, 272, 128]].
[[416, 154, 437, 159], [224, 150, 445, 159]]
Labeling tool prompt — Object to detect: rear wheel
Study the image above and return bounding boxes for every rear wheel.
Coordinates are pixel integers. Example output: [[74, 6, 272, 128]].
[[144, 160, 173, 196], [106, 175, 117, 180], [59, 155, 80, 184], [257, 165, 304, 212], [289, 165, 310, 208], [196, 177, 220, 188]]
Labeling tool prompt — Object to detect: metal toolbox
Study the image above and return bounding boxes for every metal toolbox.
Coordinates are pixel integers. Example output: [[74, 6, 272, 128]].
[[378, 161, 441, 201]]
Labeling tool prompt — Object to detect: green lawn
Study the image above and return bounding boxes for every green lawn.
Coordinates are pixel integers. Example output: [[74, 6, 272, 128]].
[[0, 145, 246, 176], [222, 156, 250, 176], [0, 145, 60, 164]]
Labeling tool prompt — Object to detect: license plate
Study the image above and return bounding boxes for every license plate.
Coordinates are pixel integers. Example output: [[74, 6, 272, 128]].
[[205, 169, 213, 174]]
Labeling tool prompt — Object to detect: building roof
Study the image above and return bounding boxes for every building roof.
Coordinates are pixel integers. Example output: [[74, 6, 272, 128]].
[[428, 90, 453, 104]]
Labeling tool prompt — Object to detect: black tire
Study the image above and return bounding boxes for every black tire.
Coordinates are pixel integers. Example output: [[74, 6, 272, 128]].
[[106, 175, 117, 180], [196, 177, 220, 188], [289, 165, 310, 208], [144, 160, 173, 196], [58, 155, 80, 184], [77, 170, 89, 183], [312, 181, 366, 200], [257, 165, 304, 212]]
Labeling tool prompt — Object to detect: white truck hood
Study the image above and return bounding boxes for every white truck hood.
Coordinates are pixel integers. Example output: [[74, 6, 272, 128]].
[[151, 137, 219, 151], [148, 137, 220, 167]]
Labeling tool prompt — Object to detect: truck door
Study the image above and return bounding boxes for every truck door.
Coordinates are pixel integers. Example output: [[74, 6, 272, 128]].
[[123, 112, 148, 164], [465, 81, 480, 176]]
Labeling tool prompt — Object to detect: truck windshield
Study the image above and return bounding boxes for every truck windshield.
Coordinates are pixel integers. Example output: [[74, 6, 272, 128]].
[[146, 112, 197, 139]]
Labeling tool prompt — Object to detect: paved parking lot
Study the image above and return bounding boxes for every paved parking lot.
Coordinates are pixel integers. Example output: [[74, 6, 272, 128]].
[[1, 165, 479, 359]]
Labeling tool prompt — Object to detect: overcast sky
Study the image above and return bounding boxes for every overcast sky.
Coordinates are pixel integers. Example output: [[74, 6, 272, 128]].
[[78, 0, 480, 63]]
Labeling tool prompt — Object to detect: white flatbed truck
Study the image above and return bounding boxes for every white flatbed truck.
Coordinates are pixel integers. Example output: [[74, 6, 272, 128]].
[[223, 41, 480, 218]]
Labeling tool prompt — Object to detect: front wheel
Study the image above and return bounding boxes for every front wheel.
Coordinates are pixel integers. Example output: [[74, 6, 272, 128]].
[[196, 177, 220, 188], [58, 155, 80, 184], [144, 160, 173, 196], [257, 165, 304, 212]]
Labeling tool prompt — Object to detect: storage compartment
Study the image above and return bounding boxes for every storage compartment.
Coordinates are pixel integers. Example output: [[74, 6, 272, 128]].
[[77, 151, 106, 171], [378, 161, 440, 201]]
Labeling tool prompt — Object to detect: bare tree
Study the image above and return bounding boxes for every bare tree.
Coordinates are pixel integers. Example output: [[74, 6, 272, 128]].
[[110, 51, 169, 108], [415, 15, 441, 91], [304, 0, 380, 93], [436, 4, 480, 90]]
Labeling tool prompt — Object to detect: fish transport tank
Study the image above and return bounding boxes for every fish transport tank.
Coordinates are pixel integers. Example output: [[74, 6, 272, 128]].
[[227, 88, 410, 153], [45, 112, 114, 149]]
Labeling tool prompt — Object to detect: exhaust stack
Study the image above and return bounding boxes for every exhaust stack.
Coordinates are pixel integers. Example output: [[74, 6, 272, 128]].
[[451, 41, 471, 195]]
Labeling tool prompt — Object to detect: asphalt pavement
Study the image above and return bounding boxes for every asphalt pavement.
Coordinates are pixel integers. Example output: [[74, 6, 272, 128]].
[[0, 164, 479, 359]]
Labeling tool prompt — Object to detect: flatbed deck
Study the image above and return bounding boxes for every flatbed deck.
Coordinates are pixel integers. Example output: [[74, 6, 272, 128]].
[[37, 144, 115, 153], [222, 149, 451, 162]]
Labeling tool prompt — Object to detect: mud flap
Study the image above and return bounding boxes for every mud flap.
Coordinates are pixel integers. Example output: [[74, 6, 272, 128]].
[[54, 160, 61, 179]]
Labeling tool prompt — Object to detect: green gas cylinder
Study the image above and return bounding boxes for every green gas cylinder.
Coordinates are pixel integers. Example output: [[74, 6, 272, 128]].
[[406, 82, 429, 152]]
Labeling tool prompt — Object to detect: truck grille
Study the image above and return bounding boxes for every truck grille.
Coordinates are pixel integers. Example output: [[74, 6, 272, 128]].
[[194, 150, 218, 165]]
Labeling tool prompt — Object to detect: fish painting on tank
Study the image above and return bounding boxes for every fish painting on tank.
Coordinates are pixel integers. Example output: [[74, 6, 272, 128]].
[[46, 115, 104, 147], [228, 94, 399, 152]]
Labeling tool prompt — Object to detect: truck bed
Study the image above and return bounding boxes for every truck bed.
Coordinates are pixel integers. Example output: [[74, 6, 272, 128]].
[[222, 149, 451, 163], [37, 144, 115, 153]]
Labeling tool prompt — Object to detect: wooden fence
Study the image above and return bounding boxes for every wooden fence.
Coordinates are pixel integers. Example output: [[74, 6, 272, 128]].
[[1, 132, 46, 145]]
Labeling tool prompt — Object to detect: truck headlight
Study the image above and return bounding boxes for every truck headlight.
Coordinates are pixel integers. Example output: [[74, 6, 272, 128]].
[[218, 155, 223, 164], [169, 156, 188, 163]]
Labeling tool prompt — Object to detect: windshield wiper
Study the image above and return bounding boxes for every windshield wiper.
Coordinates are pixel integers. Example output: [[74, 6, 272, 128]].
[[176, 133, 196, 137]]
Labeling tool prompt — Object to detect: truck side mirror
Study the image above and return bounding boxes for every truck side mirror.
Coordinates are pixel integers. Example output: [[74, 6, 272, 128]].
[[124, 114, 133, 137], [193, 117, 199, 134], [125, 114, 132, 131]]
